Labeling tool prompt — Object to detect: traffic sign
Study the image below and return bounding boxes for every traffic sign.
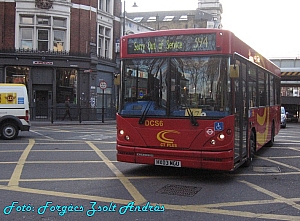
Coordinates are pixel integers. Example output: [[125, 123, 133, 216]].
[[99, 80, 107, 90]]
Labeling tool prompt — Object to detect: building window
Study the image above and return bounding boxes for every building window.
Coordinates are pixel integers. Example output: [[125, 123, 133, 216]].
[[37, 17, 50, 25], [98, 0, 103, 10], [53, 17, 66, 27], [98, 25, 111, 58], [179, 15, 188, 21], [133, 17, 143, 22], [54, 30, 65, 51], [105, 28, 111, 37], [21, 28, 33, 49], [105, 39, 109, 58], [163, 16, 174, 21], [19, 15, 67, 51], [38, 29, 49, 51], [98, 38, 102, 55], [106, 0, 110, 13], [98, 0, 110, 12], [147, 16, 157, 22], [21, 16, 34, 24]]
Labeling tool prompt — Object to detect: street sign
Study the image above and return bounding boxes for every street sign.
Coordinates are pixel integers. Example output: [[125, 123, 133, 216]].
[[99, 80, 107, 90]]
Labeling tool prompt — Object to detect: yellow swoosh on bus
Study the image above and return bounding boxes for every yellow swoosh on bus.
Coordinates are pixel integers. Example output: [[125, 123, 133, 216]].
[[157, 130, 180, 144], [257, 108, 267, 126], [256, 108, 269, 145]]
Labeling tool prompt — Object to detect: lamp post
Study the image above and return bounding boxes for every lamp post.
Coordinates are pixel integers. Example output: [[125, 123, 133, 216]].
[[122, 1, 138, 36], [122, 1, 126, 36]]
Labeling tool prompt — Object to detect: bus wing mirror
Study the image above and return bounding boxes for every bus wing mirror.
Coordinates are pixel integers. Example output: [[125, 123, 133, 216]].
[[230, 65, 239, 78]]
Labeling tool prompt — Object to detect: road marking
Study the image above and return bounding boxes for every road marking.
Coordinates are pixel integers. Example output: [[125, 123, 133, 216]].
[[0, 176, 174, 183], [269, 156, 300, 159], [30, 130, 53, 139], [240, 180, 300, 211], [86, 141, 146, 204], [0, 185, 131, 205], [2, 135, 300, 219], [8, 139, 35, 187], [257, 156, 300, 172], [0, 184, 299, 220], [163, 203, 300, 220]]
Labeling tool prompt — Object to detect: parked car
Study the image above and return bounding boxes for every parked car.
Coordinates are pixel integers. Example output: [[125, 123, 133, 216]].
[[286, 112, 299, 123], [280, 106, 287, 128]]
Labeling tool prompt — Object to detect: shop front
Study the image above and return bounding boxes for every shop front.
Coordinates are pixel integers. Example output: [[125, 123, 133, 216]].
[[0, 51, 117, 122]]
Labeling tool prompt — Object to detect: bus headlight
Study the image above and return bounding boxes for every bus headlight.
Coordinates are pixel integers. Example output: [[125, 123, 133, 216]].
[[210, 139, 216, 145], [119, 130, 125, 135], [218, 133, 225, 141]]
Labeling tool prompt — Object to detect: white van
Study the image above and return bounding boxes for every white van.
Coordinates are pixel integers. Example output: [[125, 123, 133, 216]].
[[0, 84, 30, 139]]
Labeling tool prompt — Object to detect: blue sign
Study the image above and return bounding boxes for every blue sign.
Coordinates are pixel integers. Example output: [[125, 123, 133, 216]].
[[18, 97, 24, 104], [214, 122, 224, 131]]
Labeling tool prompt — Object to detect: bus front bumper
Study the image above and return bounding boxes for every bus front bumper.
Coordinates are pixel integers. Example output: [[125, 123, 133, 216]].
[[117, 145, 234, 171]]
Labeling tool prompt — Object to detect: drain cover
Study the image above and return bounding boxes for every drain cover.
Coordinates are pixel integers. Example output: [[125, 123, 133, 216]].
[[156, 184, 202, 197], [253, 166, 281, 173]]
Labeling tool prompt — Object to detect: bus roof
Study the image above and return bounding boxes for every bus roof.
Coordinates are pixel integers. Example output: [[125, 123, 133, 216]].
[[120, 28, 280, 77]]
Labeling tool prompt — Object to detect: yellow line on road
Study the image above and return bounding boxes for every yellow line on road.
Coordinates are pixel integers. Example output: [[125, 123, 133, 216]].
[[0, 185, 131, 205], [269, 156, 300, 159], [0, 176, 169, 183], [8, 139, 35, 187], [0, 184, 299, 220], [86, 141, 146, 204], [163, 203, 300, 220], [0, 150, 112, 153], [25, 161, 104, 163], [257, 156, 300, 172], [240, 180, 300, 210]]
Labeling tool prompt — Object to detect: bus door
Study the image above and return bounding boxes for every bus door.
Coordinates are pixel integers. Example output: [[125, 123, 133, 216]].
[[232, 61, 249, 164]]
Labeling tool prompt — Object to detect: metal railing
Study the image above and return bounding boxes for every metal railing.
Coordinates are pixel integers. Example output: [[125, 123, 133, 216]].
[[30, 106, 116, 123]]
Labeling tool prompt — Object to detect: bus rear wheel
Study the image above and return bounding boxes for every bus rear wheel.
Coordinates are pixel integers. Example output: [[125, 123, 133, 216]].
[[244, 131, 256, 167]]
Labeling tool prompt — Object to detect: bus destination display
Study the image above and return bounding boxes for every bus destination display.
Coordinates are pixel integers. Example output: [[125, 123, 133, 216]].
[[127, 33, 216, 54]]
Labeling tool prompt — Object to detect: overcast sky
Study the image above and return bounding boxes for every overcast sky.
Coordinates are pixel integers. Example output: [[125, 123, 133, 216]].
[[125, 0, 300, 58]]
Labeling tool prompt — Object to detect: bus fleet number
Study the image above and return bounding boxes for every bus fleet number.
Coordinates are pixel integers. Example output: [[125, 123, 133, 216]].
[[145, 120, 163, 127]]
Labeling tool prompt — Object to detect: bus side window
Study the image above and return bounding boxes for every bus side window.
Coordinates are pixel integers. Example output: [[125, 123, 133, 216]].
[[259, 90, 266, 106]]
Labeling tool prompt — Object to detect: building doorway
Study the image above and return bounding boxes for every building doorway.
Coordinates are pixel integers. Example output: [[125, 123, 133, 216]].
[[35, 90, 49, 119]]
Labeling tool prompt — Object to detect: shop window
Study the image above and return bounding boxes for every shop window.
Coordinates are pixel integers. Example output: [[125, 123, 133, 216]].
[[5, 66, 29, 86], [56, 69, 78, 104]]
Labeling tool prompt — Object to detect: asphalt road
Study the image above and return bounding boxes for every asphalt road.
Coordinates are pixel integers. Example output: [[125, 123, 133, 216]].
[[0, 121, 300, 220]]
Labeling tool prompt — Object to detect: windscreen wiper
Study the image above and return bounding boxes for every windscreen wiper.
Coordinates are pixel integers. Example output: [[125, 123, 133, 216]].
[[186, 107, 199, 126], [139, 101, 152, 124]]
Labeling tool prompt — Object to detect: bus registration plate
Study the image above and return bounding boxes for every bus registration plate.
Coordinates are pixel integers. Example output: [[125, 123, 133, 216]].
[[155, 159, 181, 167]]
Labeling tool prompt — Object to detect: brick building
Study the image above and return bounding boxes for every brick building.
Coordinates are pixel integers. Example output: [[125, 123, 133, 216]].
[[0, 0, 123, 121]]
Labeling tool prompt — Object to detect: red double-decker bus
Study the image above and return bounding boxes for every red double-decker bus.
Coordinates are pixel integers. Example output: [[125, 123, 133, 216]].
[[116, 29, 281, 171]]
